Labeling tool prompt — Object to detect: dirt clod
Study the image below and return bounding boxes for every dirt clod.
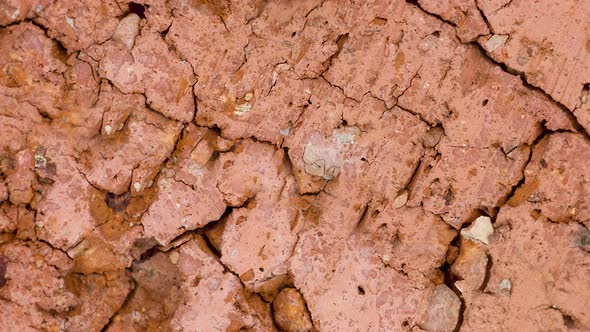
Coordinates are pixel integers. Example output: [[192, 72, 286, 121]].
[[272, 288, 313, 332]]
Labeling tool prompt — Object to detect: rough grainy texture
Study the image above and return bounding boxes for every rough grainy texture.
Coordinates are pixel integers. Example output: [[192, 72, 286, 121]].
[[0, 0, 589, 331]]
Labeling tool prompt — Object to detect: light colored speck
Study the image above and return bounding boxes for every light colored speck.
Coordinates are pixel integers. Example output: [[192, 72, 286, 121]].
[[104, 125, 113, 135], [234, 103, 252, 115], [187, 163, 203, 177], [11, 9, 20, 19], [333, 126, 361, 146], [499, 279, 512, 293], [65, 16, 76, 30], [244, 92, 253, 101], [517, 55, 529, 65], [66, 239, 89, 259], [461, 216, 494, 245], [418, 34, 437, 51], [279, 126, 291, 136], [175, 202, 181, 208], [382, 254, 391, 263], [133, 182, 142, 192], [484, 34, 508, 52], [131, 311, 142, 323], [169, 251, 179, 264], [34, 153, 47, 168], [36, 4, 44, 12]]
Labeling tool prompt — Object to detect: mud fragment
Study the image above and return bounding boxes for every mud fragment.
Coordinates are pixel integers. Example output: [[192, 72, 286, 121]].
[[273, 288, 313, 332], [420, 284, 462, 332]]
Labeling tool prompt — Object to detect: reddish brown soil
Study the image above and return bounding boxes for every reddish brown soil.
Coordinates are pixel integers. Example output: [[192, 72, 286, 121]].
[[1, 0, 589, 331]]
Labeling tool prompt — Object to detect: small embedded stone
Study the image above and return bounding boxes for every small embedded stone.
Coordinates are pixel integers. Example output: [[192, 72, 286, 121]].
[[461, 216, 494, 245], [499, 278, 512, 294], [392, 190, 409, 209], [234, 103, 252, 115], [104, 125, 113, 135], [0, 256, 6, 288], [112, 14, 141, 50], [451, 241, 489, 292], [421, 284, 461, 332], [484, 34, 508, 52], [423, 126, 444, 148]]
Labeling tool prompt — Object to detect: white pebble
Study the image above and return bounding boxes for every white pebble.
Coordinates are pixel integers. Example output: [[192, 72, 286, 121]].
[[499, 278, 511, 291], [392, 190, 408, 209], [484, 34, 508, 52], [461, 216, 494, 245], [65, 16, 76, 30]]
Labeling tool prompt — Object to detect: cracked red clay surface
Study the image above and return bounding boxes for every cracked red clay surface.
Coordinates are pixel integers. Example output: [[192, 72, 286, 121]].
[[0, 0, 589, 331]]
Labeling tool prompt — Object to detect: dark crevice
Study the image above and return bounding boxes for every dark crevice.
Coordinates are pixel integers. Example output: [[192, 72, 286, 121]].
[[160, 21, 172, 38], [293, 285, 317, 331], [201, 231, 222, 259], [137, 243, 159, 262], [357, 286, 365, 295], [474, 44, 590, 140], [28, 20, 70, 59], [498, 124, 549, 208], [562, 313, 576, 329], [490, 0, 515, 15], [200, 229, 272, 326], [479, 252, 493, 291], [352, 202, 370, 233], [439, 232, 466, 332], [546, 306, 579, 330], [318, 33, 349, 78], [199, 216, 229, 259], [128, 2, 146, 19], [396, 104, 434, 128], [474, 0, 494, 33], [99, 272, 137, 332], [410, 0, 590, 142]]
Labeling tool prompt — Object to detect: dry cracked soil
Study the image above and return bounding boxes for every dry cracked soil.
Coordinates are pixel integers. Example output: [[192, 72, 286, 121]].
[[0, 0, 589, 331]]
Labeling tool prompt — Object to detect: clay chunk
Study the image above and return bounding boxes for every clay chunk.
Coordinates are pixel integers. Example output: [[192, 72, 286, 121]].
[[273, 288, 313, 332]]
